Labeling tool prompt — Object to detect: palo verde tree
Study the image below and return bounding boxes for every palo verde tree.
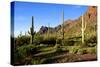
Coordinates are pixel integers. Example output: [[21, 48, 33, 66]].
[[28, 16, 35, 44]]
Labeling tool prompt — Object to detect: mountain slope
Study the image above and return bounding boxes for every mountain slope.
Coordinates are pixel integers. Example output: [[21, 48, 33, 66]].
[[38, 6, 97, 41]]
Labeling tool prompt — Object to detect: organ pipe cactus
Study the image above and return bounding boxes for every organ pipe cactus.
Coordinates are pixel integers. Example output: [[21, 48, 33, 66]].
[[28, 16, 35, 44], [81, 15, 87, 45]]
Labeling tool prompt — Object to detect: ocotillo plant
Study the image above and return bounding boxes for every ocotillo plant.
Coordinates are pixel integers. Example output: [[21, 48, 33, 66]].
[[81, 15, 86, 45], [28, 16, 35, 44]]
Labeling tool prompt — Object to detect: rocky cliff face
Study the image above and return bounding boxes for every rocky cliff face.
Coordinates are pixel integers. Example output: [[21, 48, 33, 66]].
[[62, 6, 97, 38], [39, 26, 56, 34], [39, 26, 48, 34]]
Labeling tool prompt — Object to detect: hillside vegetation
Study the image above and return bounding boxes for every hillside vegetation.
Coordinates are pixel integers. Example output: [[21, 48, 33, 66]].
[[13, 6, 97, 65]]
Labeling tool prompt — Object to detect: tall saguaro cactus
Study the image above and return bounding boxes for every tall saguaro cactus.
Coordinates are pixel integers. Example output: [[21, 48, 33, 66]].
[[47, 23, 50, 45], [18, 31, 22, 38], [19, 31, 22, 37], [28, 16, 35, 44], [48, 23, 50, 38], [62, 10, 64, 46], [81, 15, 86, 45]]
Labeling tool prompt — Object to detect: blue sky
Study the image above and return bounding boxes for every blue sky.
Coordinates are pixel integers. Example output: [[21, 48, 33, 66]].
[[12, 1, 88, 37]]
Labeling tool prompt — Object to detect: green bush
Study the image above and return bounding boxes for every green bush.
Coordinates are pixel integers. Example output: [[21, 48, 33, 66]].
[[14, 45, 26, 64], [85, 36, 97, 47], [77, 47, 97, 54], [44, 35, 56, 41], [64, 40, 75, 46], [56, 39, 62, 45], [87, 47, 97, 54], [25, 45, 39, 55], [15, 36, 30, 46], [34, 33, 43, 45], [87, 43, 96, 47], [77, 48, 88, 54], [74, 41, 82, 46], [14, 44, 38, 65], [69, 46, 80, 54], [31, 59, 42, 64], [42, 35, 56, 45], [56, 48, 63, 53]]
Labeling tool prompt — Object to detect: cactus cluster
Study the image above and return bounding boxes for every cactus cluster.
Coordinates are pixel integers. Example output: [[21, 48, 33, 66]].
[[28, 16, 35, 44], [81, 15, 87, 45]]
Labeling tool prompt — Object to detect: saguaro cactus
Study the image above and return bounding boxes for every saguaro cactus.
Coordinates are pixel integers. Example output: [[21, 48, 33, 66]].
[[81, 15, 86, 45], [28, 16, 35, 44], [18, 31, 22, 38], [20, 31, 22, 36], [25, 32, 27, 36], [62, 10, 64, 46], [48, 23, 50, 38], [55, 30, 58, 48], [47, 23, 50, 45]]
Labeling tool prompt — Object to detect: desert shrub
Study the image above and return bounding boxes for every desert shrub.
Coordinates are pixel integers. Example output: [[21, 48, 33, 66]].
[[15, 36, 30, 46], [40, 58, 47, 64], [25, 44, 39, 55], [56, 38, 62, 45], [41, 35, 56, 45], [77, 48, 88, 54], [69, 46, 80, 54], [77, 46, 97, 54], [65, 36, 82, 46], [34, 33, 43, 45], [56, 48, 63, 53], [31, 59, 42, 64], [40, 57, 54, 64], [87, 43, 97, 47], [54, 44, 63, 53], [85, 35, 97, 47], [73, 39, 82, 46], [89, 36, 97, 43], [87, 47, 97, 54], [65, 40, 75, 46], [14, 44, 38, 65], [62, 47, 69, 52], [14, 45, 26, 64]]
